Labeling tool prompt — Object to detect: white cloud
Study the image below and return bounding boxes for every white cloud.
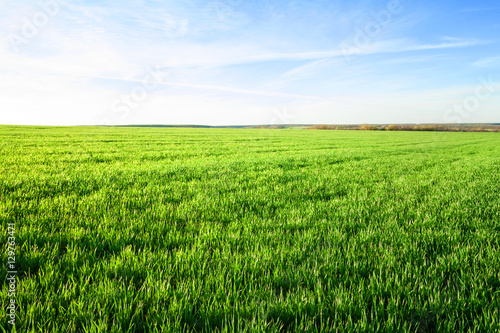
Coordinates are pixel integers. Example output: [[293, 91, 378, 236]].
[[276, 39, 486, 82], [473, 56, 500, 67], [460, 7, 500, 12]]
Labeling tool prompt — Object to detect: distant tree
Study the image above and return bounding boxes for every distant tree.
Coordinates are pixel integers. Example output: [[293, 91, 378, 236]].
[[360, 124, 377, 130]]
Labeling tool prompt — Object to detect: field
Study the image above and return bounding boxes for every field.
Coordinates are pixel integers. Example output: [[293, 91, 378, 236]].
[[1, 126, 499, 332]]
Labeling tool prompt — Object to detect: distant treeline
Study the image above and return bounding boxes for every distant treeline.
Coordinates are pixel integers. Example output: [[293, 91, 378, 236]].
[[104, 124, 500, 132], [307, 124, 500, 132], [113, 124, 249, 128]]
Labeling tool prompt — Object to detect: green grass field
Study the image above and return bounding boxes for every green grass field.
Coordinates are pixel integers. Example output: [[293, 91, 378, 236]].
[[1, 126, 499, 332]]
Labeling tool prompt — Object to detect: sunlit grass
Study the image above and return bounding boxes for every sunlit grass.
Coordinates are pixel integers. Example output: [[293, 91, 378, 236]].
[[1, 126, 499, 332]]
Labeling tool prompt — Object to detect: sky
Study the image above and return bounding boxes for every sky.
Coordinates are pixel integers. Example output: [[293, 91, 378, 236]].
[[1, 0, 499, 126]]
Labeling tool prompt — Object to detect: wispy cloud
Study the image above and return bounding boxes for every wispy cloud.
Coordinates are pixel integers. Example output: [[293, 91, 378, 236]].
[[460, 7, 500, 12], [277, 38, 486, 81], [154, 38, 488, 71], [82, 74, 328, 101], [407, 39, 488, 51], [473, 56, 500, 67]]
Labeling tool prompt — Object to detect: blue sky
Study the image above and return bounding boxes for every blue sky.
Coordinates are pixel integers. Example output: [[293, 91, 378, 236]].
[[1, 0, 499, 125]]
